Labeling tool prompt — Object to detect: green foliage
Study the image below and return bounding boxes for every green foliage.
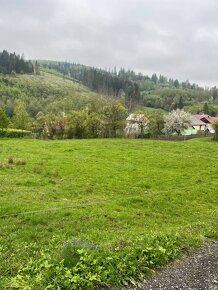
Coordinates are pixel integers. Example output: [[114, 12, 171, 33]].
[[34, 106, 128, 139], [67, 111, 88, 139], [41, 62, 143, 110], [0, 50, 34, 74], [185, 103, 218, 116], [42, 61, 216, 114], [5, 235, 180, 289], [0, 128, 31, 138], [0, 107, 9, 131], [0, 57, 217, 121], [212, 120, 218, 140], [0, 62, 216, 132], [86, 112, 104, 138], [203, 102, 209, 114], [12, 101, 30, 131], [147, 110, 165, 136], [142, 87, 211, 112], [34, 113, 66, 139], [151, 73, 158, 84], [103, 103, 128, 137], [0, 72, 108, 119]]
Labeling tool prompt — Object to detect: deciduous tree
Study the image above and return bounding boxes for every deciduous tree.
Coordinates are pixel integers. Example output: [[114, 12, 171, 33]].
[[13, 101, 30, 131], [163, 109, 191, 136], [87, 112, 103, 138], [147, 110, 165, 136], [0, 107, 9, 131], [103, 103, 127, 137], [66, 111, 88, 139]]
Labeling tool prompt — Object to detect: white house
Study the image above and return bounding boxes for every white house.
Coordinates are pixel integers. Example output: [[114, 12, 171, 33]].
[[184, 114, 218, 135], [192, 114, 218, 133]]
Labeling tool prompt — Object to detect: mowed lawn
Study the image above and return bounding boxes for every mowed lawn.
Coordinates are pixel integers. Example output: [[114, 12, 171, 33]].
[[0, 138, 217, 282]]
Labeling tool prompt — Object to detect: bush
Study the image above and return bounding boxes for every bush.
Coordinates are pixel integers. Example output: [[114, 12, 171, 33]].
[[196, 129, 205, 136], [0, 129, 31, 138]]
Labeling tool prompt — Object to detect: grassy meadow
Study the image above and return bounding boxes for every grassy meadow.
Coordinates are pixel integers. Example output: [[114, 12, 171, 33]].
[[0, 138, 217, 289]]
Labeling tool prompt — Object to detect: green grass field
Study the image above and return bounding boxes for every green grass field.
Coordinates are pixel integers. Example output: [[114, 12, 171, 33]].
[[0, 138, 217, 289]]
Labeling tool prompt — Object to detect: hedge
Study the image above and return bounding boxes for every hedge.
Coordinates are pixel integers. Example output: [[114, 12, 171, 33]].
[[0, 129, 31, 138]]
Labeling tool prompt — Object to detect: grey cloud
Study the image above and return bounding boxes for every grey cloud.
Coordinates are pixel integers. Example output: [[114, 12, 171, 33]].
[[0, 0, 218, 85]]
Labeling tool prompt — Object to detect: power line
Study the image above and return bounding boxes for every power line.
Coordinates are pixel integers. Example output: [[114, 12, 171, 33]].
[[0, 202, 103, 219]]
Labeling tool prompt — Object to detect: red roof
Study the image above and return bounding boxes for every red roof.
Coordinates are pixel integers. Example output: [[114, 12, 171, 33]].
[[210, 116, 218, 123], [193, 114, 218, 124], [191, 117, 206, 126]]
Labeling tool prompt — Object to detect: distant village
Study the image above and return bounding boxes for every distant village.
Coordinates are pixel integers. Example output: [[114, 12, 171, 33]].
[[125, 113, 218, 138]]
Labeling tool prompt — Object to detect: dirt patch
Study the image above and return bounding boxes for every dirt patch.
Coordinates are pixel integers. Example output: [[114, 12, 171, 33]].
[[125, 241, 218, 290]]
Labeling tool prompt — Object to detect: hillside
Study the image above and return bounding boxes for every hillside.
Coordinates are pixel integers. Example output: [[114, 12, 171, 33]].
[[0, 51, 218, 120], [0, 70, 108, 118], [41, 60, 218, 115]]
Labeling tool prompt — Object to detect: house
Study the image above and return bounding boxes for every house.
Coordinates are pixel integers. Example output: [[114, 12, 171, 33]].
[[183, 117, 206, 135], [184, 114, 218, 135], [192, 114, 218, 133], [125, 114, 149, 137]]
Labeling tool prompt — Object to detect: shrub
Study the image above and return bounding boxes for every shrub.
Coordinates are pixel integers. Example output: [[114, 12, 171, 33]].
[[196, 129, 205, 136], [0, 128, 31, 138]]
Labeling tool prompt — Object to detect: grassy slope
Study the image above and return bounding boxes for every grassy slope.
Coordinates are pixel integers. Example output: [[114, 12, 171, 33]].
[[0, 138, 217, 285], [0, 71, 106, 114]]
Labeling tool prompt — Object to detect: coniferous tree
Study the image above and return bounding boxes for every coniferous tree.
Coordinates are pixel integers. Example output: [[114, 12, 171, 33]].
[[178, 96, 184, 109], [151, 73, 158, 84], [203, 102, 209, 114], [0, 50, 34, 74]]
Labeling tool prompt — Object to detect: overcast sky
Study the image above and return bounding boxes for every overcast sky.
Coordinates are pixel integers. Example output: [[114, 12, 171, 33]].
[[0, 0, 218, 86]]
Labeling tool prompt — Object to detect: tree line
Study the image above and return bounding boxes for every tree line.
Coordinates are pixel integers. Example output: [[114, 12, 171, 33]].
[[0, 50, 34, 74], [1, 102, 218, 140], [0, 101, 128, 139]]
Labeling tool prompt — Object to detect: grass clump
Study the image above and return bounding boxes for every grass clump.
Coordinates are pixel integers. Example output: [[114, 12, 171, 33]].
[[7, 156, 14, 164], [15, 160, 27, 166]]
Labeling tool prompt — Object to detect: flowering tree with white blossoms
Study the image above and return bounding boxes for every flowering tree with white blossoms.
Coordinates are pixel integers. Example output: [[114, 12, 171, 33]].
[[163, 109, 191, 136], [125, 113, 149, 137]]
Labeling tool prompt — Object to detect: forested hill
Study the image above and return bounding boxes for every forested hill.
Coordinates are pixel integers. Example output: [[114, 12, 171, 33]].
[[40, 61, 142, 111], [41, 60, 218, 115], [0, 49, 218, 117], [0, 71, 108, 118]]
